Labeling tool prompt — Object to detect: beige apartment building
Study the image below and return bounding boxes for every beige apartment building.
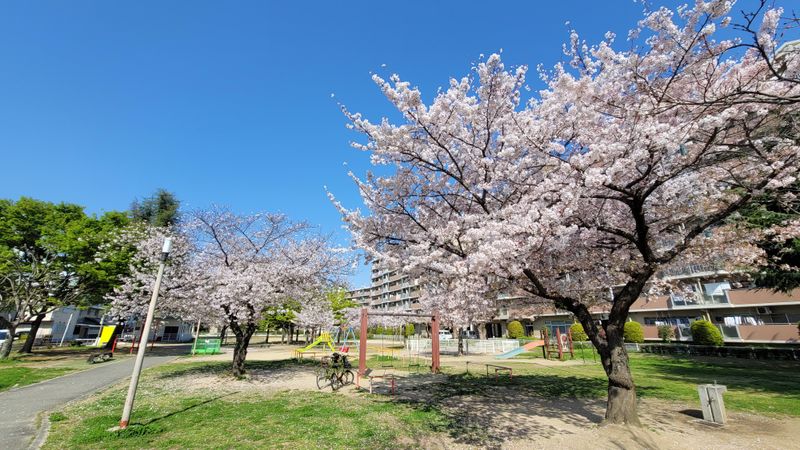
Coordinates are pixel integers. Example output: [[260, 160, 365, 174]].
[[350, 264, 800, 345]]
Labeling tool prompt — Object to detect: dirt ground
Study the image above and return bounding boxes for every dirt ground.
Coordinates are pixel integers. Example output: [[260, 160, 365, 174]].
[[168, 344, 800, 449]]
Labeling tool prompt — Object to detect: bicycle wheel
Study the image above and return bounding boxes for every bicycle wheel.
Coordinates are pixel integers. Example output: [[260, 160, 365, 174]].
[[330, 373, 342, 391], [316, 370, 331, 390], [342, 370, 354, 386]]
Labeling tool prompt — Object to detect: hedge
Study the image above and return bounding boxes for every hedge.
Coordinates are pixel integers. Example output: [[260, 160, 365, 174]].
[[623, 321, 644, 343], [507, 320, 525, 339], [690, 320, 724, 346], [570, 322, 588, 341]]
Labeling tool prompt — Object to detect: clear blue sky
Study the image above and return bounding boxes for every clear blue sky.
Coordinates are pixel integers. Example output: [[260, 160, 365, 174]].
[[0, 0, 748, 287]]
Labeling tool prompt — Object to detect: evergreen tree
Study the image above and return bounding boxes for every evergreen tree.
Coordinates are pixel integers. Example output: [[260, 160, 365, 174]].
[[130, 189, 180, 227]]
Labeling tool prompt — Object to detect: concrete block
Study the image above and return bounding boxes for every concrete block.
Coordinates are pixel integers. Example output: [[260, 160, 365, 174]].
[[697, 384, 728, 424]]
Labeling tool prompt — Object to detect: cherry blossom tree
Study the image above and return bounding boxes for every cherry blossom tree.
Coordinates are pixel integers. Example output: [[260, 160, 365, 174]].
[[333, 1, 800, 424], [106, 225, 200, 322], [418, 274, 495, 355], [111, 208, 352, 377], [295, 293, 335, 337]]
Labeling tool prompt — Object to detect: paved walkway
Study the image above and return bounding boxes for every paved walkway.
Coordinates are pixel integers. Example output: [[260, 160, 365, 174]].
[[0, 354, 178, 450]]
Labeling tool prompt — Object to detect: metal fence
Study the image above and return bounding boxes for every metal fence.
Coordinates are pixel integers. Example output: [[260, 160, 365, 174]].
[[406, 338, 519, 355]]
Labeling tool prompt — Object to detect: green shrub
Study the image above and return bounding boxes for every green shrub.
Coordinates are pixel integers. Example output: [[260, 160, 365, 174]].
[[507, 320, 525, 339], [690, 320, 724, 346], [623, 321, 644, 343], [403, 323, 415, 338], [570, 323, 588, 341], [657, 325, 674, 343]]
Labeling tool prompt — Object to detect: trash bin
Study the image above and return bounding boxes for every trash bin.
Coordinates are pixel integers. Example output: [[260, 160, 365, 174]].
[[697, 384, 727, 424]]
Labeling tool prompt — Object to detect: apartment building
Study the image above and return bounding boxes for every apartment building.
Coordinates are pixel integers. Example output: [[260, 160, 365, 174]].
[[497, 266, 800, 345], [348, 260, 800, 345], [346, 262, 421, 312]]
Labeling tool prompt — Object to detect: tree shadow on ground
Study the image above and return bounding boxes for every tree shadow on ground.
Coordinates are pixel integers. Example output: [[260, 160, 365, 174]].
[[383, 372, 610, 447], [137, 391, 239, 427], [156, 358, 317, 379]]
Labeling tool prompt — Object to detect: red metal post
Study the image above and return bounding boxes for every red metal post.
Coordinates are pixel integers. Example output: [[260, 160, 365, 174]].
[[431, 312, 440, 373], [358, 308, 368, 376]]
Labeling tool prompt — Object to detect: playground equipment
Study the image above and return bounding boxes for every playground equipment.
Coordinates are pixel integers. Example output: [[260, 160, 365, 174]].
[[332, 327, 358, 353], [297, 331, 336, 354], [541, 328, 574, 360], [495, 340, 546, 359], [358, 308, 440, 376]]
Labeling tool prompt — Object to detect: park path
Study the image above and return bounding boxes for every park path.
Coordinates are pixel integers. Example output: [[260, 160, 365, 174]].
[[0, 352, 181, 450]]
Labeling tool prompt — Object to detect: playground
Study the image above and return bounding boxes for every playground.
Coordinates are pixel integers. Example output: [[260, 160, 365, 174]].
[[39, 338, 800, 449]]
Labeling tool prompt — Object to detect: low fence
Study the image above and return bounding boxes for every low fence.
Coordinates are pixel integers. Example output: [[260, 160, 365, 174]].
[[406, 338, 519, 355], [369, 334, 404, 342], [641, 343, 800, 360]]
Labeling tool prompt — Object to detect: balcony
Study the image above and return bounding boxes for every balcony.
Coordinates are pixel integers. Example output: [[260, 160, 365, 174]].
[[658, 264, 726, 279], [668, 292, 729, 308]]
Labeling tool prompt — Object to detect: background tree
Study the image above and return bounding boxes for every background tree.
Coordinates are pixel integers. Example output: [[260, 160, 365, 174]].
[[0, 198, 130, 356], [333, 2, 800, 424], [739, 181, 800, 291], [259, 301, 299, 344], [130, 189, 180, 228], [327, 286, 357, 327], [112, 207, 352, 376]]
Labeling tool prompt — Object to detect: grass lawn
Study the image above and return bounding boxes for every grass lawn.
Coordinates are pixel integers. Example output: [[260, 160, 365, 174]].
[[44, 360, 447, 450], [0, 360, 76, 391], [0, 346, 126, 392], [42, 352, 800, 449], [454, 352, 800, 417]]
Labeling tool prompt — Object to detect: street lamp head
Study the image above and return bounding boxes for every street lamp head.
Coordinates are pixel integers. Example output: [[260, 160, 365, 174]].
[[162, 237, 173, 255]]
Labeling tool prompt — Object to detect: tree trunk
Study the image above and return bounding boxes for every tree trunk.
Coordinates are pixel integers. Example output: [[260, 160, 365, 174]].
[[576, 311, 640, 425], [0, 325, 17, 359], [20, 314, 46, 353], [457, 328, 464, 356], [597, 325, 639, 425], [231, 322, 256, 378], [265, 326, 270, 344]]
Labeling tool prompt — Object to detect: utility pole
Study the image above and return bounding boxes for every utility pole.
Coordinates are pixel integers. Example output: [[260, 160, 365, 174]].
[[118, 237, 172, 430]]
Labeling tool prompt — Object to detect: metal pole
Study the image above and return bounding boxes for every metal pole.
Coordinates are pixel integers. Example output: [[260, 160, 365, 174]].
[[94, 316, 105, 347], [431, 311, 440, 373], [358, 308, 368, 376], [119, 237, 171, 429], [191, 318, 202, 355], [59, 313, 74, 347]]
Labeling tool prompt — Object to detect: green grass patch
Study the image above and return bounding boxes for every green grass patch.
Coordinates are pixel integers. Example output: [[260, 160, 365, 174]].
[[0, 366, 76, 392], [44, 360, 447, 450]]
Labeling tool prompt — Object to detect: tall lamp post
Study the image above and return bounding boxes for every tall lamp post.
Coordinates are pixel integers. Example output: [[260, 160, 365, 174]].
[[118, 237, 172, 429]]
